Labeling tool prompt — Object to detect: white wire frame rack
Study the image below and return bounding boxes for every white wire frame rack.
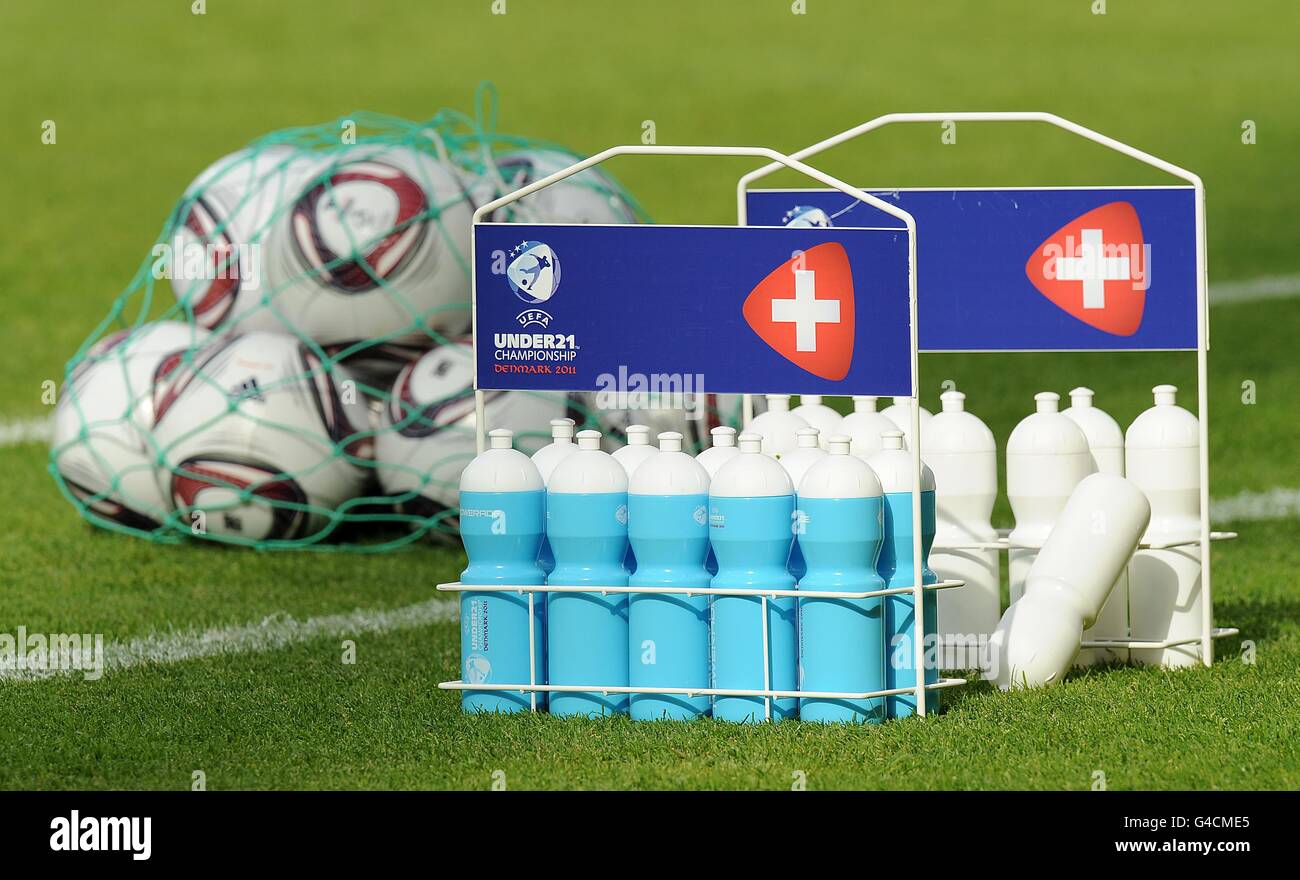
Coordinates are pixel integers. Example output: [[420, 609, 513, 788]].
[[450, 145, 950, 720], [436, 579, 968, 721], [736, 112, 1237, 668]]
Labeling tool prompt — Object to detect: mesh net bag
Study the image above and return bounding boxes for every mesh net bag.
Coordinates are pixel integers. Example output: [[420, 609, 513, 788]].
[[49, 86, 746, 551]]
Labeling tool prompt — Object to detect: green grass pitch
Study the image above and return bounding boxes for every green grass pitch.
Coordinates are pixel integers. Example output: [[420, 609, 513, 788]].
[[1, 0, 1297, 789]]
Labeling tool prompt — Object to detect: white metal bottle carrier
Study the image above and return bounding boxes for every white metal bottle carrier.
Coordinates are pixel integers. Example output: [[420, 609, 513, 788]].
[[437, 145, 964, 720], [738, 113, 1237, 666]]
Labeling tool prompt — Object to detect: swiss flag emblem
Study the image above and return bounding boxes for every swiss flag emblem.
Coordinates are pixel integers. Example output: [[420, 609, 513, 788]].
[[1025, 201, 1147, 336], [743, 242, 855, 380]]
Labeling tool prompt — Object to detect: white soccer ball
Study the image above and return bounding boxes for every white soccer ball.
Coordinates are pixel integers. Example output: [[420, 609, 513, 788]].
[[151, 331, 372, 542], [481, 148, 639, 225], [260, 144, 477, 345], [53, 320, 210, 528], [166, 145, 321, 330], [375, 341, 564, 526]]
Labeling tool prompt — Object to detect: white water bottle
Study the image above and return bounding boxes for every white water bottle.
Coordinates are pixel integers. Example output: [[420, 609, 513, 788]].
[[531, 418, 578, 483], [1063, 388, 1129, 665], [791, 395, 842, 448], [880, 397, 933, 447], [841, 395, 899, 460], [747, 394, 809, 458], [1007, 392, 1094, 602], [989, 473, 1150, 690], [695, 426, 740, 479], [778, 427, 828, 493], [611, 424, 659, 479], [923, 390, 1000, 665], [1126, 384, 1205, 668]]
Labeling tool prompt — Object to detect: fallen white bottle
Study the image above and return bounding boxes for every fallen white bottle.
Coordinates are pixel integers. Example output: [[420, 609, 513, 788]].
[[988, 472, 1151, 690]]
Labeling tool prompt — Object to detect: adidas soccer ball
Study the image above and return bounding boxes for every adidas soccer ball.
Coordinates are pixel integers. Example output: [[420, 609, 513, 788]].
[[166, 145, 321, 330], [261, 144, 477, 346], [481, 148, 639, 225], [151, 331, 372, 542], [374, 341, 563, 527], [52, 320, 210, 528]]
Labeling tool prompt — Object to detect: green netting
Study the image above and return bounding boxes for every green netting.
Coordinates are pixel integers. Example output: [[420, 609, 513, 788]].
[[49, 85, 744, 552]]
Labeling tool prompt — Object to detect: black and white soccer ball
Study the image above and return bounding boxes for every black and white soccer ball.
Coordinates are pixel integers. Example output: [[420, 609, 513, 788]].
[[151, 331, 372, 542], [166, 146, 321, 330], [480, 148, 639, 225], [374, 341, 563, 528], [263, 144, 477, 345], [52, 321, 211, 528]]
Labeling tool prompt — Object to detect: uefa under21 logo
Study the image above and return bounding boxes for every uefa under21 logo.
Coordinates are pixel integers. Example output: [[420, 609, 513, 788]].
[[507, 240, 561, 304]]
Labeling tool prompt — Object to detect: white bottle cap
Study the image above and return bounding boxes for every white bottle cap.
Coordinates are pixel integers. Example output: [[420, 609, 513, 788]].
[[625, 425, 651, 446], [881, 430, 905, 451], [795, 427, 820, 448], [710, 426, 737, 448], [632, 434, 710, 496], [551, 429, 628, 493], [940, 390, 966, 413], [1153, 384, 1178, 405], [712, 432, 794, 497], [802, 394, 823, 405], [658, 431, 684, 452], [550, 418, 576, 441], [852, 395, 879, 412], [1035, 391, 1060, 414], [462, 429, 544, 492], [766, 394, 791, 412], [799, 434, 883, 499], [1068, 387, 1094, 408]]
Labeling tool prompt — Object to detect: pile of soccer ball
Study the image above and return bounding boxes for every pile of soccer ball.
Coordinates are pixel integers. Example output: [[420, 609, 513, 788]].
[[51, 112, 730, 548]]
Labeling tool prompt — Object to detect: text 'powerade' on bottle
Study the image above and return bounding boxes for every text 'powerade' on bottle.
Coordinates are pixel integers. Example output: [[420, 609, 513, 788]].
[[628, 431, 712, 721], [709, 432, 798, 723], [458, 428, 547, 714], [796, 435, 888, 724], [867, 429, 939, 719], [546, 429, 630, 718]]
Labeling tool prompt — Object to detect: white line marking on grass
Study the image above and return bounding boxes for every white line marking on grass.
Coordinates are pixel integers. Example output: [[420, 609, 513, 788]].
[[1211, 487, 1300, 523], [0, 597, 459, 682], [1211, 273, 1300, 305], [0, 416, 52, 448]]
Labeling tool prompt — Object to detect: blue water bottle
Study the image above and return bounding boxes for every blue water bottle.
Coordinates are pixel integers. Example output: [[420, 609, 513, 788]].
[[780, 426, 827, 581], [796, 435, 887, 723], [459, 428, 547, 714], [710, 432, 798, 723], [867, 429, 939, 719], [628, 430, 711, 720], [612, 424, 658, 576], [530, 417, 578, 577], [696, 426, 740, 577], [546, 429, 630, 718]]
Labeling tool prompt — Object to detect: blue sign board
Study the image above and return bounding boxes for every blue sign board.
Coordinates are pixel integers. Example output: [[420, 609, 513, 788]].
[[746, 187, 1198, 351], [473, 223, 913, 396]]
